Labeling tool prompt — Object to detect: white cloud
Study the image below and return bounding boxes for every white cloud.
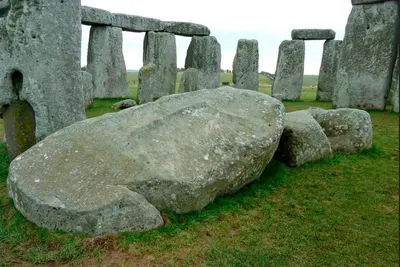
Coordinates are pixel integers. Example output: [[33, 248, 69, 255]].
[[81, 0, 352, 74]]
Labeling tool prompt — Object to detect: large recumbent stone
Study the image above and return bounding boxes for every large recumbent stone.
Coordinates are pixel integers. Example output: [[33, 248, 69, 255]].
[[7, 87, 285, 235]]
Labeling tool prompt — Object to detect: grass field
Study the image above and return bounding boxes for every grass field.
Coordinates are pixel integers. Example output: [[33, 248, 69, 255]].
[[0, 73, 398, 266]]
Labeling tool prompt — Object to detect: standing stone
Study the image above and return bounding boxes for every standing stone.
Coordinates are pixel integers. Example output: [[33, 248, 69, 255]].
[[178, 68, 201, 93], [87, 26, 129, 98], [393, 48, 399, 112], [81, 71, 94, 108], [333, 2, 399, 110], [138, 31, 177, 104], [232, 39, 259, 91], [0, 0, 85, 160], [272, 40, 305, 100], [184, 36, 221, 90], [317, 40, 342, 101]]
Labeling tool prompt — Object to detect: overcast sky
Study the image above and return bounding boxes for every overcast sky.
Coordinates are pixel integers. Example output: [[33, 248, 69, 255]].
[[81, 0, 352, 74]]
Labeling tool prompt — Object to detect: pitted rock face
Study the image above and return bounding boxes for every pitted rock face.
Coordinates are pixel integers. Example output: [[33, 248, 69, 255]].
[[333, 2, 399, 110], [307, 107, 373, 154], [7, 87, 285, 235], [272, 40, 305, 100], [232, 39, 259, 91]]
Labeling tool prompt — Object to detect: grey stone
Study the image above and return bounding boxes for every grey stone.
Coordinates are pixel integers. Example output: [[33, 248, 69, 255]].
[[81, 6, 113, 26], [275, 110, 332, 167], [292, 29, 336, 40], [81, 71, 94, 108], [112, 13, 163, 32], [307, 108, 373, 154], [0, 0, 86, 160], [7, 87, 284, 234], [393, 49, 399, 112], [0, 0, 9, 17], [138, 32, 177, 104], [185, 36, 221, 89], [87, 26, 129, 98], [163, 21, 210, 37], [178, 68, 201, 93], [112, 99, 137, 110], [351, 0, 393, 5], [232, 39, 259, 91], [271, 40, 305, 100], [333, 2, 399, 110], [317, 40, 342, 101]]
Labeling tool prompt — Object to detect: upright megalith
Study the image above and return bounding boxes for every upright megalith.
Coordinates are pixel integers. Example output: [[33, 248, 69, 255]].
[[333, 2, 399, 110], [183, 36, 221, 90], [0, 0, 85, 160], [87, 26, 129, 98], [81, 71, 94, 108], [272, 40, 305, 100], [178, 68, 201, 93], [317, 40, 342, 101], [138, 31, 177, 104], [393, 50, 399, 112], [232, 39, 259, 91]]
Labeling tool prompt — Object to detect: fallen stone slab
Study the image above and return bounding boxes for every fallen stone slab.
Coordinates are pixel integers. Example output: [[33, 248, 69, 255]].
[[271, 40, 305, 100], [333, 2, 399, 110], [351, 0, 393, 5], [307, 108, 373, 154], [7, 87, 285, 235], [163, 21, 210, 36], [275, 110, 333, 167], [292, 29, 336, 40], [233, 39, 259, 91], [112, 13, 164, 32], [112, 99, 137, 110], [317, 40, 342, 101], [81, 6, 113, 26]]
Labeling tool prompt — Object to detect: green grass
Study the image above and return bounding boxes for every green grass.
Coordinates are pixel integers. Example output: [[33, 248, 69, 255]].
[[0, 74, 398, 266]]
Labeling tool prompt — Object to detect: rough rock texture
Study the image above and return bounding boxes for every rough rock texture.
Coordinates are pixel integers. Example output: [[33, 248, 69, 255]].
[[112, 14, 163, 32], [292, 29, 336, 40], [393, 52, 399, 112], [178, 68, 201, 93], [232, 39, 259, 91], [81, 71, 94, 108], [0, 0, 85, 159], [138, 32, 177, 104], [0, 0, 9, 17], [351, 0, 393, 5], [184, 36, 221, 90], [275, 110, 332, 167], [333, 2, 399, 110], [112, 99, 137, 110], [317, 40, 342, 101], [81, 6, 113, 26], [7, 87, 285, 234], [163, 21, 210, 36], [87, 26, 129, 98], [272, 40, 305, 100], [307, 108, 373, 154]]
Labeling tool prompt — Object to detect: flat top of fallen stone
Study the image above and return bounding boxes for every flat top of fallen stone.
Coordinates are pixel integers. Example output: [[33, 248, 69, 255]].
[[291, 29, 336, 40]]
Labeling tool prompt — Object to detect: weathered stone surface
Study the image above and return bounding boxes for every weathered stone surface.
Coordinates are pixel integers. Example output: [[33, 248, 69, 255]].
[[163, 21, 210, 36], [112, 99, 137, 110], [81, 6, 112, 26], [333, 2, 399, 110], [292, 29, 336, 40], [112, 13, 163, 32], [271, 40, 305, 100], [185, 36, 221, 89], [307, 108, 373, 154], [317, 40, 342, 101], [232, 39, 259, 91], [178, 68, 201, 93], [0, 0, 85, 159], [0, 0, 9, 17], [275, 110, 332, 167], [393, 51, 399, 112], [351, 0, 393, 5], [81, 71, 94, 108], [8, 87, 285, 234], [87, 26, 129, 98], [138, 32, 177, 104]]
